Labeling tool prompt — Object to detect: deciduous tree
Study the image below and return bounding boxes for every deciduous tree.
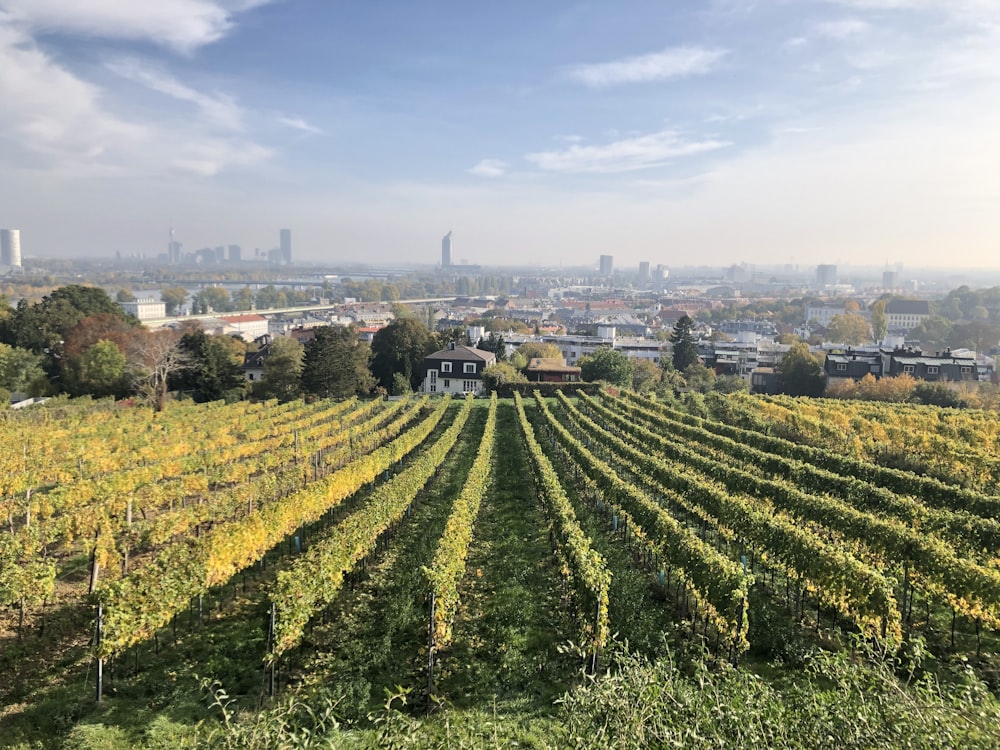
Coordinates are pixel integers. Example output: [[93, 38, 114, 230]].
[[254, 336, 304, 402], [827, 313, 871, 345], [578, 347, 634, 387], [777, 342, 826, 397], [127, 329, 189, 411]]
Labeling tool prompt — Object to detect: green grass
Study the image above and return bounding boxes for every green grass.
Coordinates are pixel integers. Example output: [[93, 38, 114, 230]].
[[433, 401, 577, 711]]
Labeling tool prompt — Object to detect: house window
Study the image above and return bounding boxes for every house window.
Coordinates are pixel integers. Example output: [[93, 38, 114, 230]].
[[430, 370, 437, 383], [441, 362, 452, 373], [430, 384, 436, 392], [903, 365, 915, 373], [463, 380, 476, 392], [926, 366, 939, 374], [444, 379, 450, 388], [961, 366, 972, 374], [463, 362, 476, 374], [248, 373, 255, 381], [836, 363, 847, 371]]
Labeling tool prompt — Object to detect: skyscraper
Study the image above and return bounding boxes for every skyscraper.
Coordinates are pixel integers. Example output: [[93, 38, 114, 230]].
[[882, 270, 899, 289], [638, 261, 650, 280], [1, 229, 22, 267], [599, 254, 613, 277], [167, 228, 182, 264], [442, 231, 452, 267], [816, 264, 837, 287], [280, 229, 292, 264]]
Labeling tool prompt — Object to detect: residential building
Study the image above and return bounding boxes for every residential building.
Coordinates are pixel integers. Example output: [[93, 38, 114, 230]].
[[420, 342, 495, 395], [885, 299, 930, 332], [242, 335, 272, 382], [824, 351, 884, 383], [219, 313, 269, 341], [887, 352, 977, 382], [526, 358, 581, 383]]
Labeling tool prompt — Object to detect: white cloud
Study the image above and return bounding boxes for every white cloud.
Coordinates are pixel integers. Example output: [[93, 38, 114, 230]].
[[0, 23, 146, 164], [565, 46, 726, 88], [278, 116, 323, 135], [106, 58, 245, 131], [525, 130, 730, 173], [816, 19, 870, 38], [0, 0, 272, 53], [468, 159, 507, 178], [0, 20, 270, 177]]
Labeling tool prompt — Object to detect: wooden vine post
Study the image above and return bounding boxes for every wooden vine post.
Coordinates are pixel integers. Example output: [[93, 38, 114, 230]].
[[427, 592, 436, 699], [95, 602, 104, 702]]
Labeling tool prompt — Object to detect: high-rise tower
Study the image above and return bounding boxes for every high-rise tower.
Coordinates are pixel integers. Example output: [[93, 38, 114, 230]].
[[280, 229, 292, 264], [599, 254, 613, 277], [1, 229, 22, 267], [442, 231, 452, 267]]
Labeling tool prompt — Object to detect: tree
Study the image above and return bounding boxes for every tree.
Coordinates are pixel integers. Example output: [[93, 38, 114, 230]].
[[233, 286, 254, 311], [391, 372, 412, 396], [516, 341, 563, 361], [578, 347, 634, 387], [254, 336, 304, 402], [174, 331, 249, 403], [435, 326, 468, 350], [160, 286, 189, 316], [126, 329, 189, 411], [912, 382, 965, 408], [481, 362, 527, 391], [683, 362, 716, 393], [871, 299, 888, 342], [670, 315, 699, 371], [76, 340, 129, 398], [777, 342, 825, 397], [827, 313, 871, 345], [370, 318, 434, 391], [191, 287, 232, 314], [477, 332, 507, 362], [116, 288, 136, 303], [948, 321, 1000, 354], [631, 358, 662, 393], [910, 316, 953, 351], [301, 326, 375, 399], [1, 285, 132, 378], [0, 344, 46, 396], [60, 313, 136, 396]]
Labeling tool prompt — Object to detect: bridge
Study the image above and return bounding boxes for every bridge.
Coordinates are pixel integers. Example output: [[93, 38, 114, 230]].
[[142, 297, 458, 328]]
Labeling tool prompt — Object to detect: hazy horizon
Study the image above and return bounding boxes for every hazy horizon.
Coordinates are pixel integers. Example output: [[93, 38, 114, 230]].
[[1, 1, 998, 269]]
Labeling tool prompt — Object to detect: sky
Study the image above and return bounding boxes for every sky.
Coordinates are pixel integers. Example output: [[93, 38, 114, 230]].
[[0, 0, 998, 270]]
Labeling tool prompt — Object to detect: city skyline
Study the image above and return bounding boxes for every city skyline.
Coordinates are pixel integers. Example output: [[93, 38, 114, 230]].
[[0, 2, 998, 268]]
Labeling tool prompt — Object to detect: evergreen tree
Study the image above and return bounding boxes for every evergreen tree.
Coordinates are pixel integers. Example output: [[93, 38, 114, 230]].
[[301, 326, 375, 399], [371, 318, 434, 391], [670, 315, 699, 371]]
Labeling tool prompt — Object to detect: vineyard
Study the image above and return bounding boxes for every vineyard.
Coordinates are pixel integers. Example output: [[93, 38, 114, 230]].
[[2, 392, 1000, 749]]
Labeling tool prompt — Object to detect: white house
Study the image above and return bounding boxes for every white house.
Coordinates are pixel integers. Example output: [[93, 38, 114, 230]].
[[421, 343, 496, 395], [218, 314, 269, 341], [119, 298, 166, 321]]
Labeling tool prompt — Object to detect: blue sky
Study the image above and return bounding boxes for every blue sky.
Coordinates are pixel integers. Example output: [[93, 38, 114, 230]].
[[0, 0, 998, 269]]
